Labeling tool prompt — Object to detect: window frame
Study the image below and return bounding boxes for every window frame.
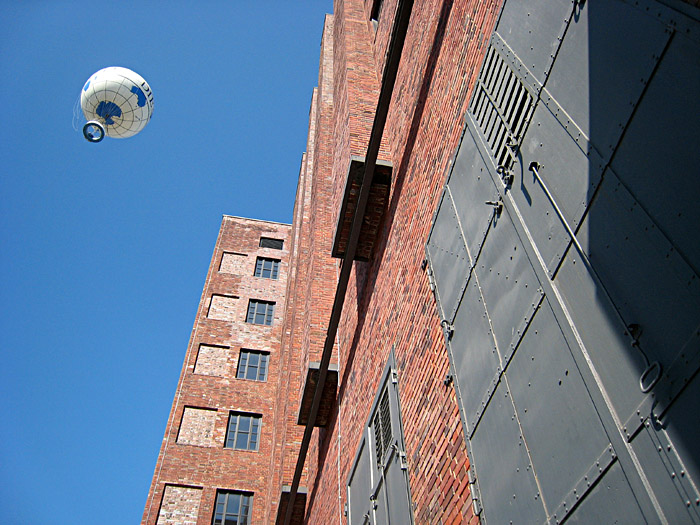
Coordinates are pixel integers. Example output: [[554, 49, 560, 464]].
[[246, 299, 275, 325], [236, 349, 269, 382], [224, 412, 262, 451], [212, 489, 253, 525], [253, 256, 280, 280]]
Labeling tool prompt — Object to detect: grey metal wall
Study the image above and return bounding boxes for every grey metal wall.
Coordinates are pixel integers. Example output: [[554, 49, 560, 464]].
[[426, 0, 700, 523]]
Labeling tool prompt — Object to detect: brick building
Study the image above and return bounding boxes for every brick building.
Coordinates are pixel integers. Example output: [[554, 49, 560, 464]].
[[145, 0, 700, 523]]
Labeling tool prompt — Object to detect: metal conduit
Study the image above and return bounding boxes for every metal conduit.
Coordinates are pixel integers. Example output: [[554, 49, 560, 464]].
[[282, 1, 415, 523]]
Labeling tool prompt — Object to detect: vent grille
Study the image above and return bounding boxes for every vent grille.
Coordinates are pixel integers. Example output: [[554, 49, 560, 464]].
[[373, 389, 393, 463], [469, 46, 533, 172]]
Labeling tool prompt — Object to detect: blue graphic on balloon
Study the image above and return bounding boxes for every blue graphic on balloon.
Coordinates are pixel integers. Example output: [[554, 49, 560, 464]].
[[83, 80, 91, 91], [131, 86, 147, 107], [96, 101, 122, 125]]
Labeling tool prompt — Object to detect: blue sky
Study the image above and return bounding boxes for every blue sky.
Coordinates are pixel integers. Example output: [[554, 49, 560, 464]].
[[0, 2, 331, 523]]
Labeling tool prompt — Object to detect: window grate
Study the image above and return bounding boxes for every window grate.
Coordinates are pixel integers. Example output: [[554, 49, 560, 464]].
[[469, 46, 533, 173]]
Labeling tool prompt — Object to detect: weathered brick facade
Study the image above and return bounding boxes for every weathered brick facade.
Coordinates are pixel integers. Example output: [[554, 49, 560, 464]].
[[142, 216, 292, 525], [145, 1, 502, 523]]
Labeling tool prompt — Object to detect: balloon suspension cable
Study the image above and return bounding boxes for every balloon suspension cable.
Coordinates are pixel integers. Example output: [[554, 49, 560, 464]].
[[72, 95, 84, 132], [83, 120, 105, 143]]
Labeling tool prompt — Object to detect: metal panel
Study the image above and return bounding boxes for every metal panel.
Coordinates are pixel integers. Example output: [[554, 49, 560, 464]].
[[515, 102, 603, 277], [554, 245, 648, 423], [494, 0, 572, 88], [559, 461, 645, 524], [475, 202, 543, 363], [610, 31, 700, 276], [426, 188, 470, 322], [348, 438, 372, 525], [581, 169, 700, 371], [505, 299, 611, 515], [470, 379, 547, 524], [630, 415, 700, 524], [447, 125, 500, 268], [373, 447, 412, 525], [544, 0, 670, 161], [448, 276, 500, 436]]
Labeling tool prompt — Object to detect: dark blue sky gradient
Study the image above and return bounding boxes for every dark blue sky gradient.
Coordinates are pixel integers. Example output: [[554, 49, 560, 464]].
[[0, 2, 331, 523]]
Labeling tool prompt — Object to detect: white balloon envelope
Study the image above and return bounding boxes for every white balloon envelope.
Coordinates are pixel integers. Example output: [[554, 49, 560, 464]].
[[80, 66, 154, 142]]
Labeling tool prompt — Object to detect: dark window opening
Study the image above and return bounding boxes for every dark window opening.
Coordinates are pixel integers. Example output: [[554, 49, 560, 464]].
[[259, 237, 284, 250], [370, 0, 383, 22]]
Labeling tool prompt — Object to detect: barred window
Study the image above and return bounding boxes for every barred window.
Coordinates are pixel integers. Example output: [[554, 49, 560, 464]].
[[246, 300, 275, 325], [213, 490, 253, 525], [254, 257, 280, 279], [225, 413, 261, 451], [237, 350, 269, 382]]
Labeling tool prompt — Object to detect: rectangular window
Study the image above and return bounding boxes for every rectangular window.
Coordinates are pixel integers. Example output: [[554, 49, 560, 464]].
[[213, 490, 253, 525], [225, 412, 261, 451], [246, 300, 275, 325], [259, 237, 284, 250], [254, 257, 280, 279], [237, 349, 269, 381]]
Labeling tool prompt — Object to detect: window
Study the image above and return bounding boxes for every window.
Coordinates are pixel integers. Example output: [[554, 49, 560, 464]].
[[259, 237, 284, 250], [213, 490, 253, 525], [246, 299, 275, 325], [237, 350, 269, 381], [254, 257, 280, 279], [225, 412, 261, 451]]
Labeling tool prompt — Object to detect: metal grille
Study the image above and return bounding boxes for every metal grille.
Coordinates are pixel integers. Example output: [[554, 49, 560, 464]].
[[373, 389, 392, 464], [469, 45, 533, 172]]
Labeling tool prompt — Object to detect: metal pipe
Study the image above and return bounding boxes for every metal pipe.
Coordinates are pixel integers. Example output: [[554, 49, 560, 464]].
[[283, 2, 415, 523], [528, 161, 585, 256]]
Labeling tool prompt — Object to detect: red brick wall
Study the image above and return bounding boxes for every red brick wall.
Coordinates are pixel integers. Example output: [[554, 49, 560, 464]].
[[142, 216, 292, 525], [297, 0, 503, 523]]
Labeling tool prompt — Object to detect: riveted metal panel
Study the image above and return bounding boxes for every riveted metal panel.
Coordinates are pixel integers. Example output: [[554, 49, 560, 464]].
[[581, 169, 700, 370], [449, 276, 500, 436], [426, 188, 470, 322], [513, 102, 599, 278], [544, 0, 670, 161], [494, 0, 573, 88], [610, 31, 700, 276], [630, 415, 700, 524], [470, 379, 547, 525], [447, 125, 500, 268], [376, 448, 413, 525], [559, 461, 645, 524], [505, 299, 611, 514], [475, 202, 543, 362], [348, 438, 372, 525], [554, 245, 648, 424]]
